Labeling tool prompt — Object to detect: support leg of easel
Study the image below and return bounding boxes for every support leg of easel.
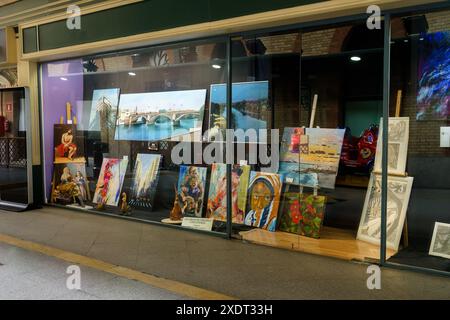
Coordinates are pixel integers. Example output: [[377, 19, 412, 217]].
[[402, 218, 409, 248], [309, 94, 318, 128]]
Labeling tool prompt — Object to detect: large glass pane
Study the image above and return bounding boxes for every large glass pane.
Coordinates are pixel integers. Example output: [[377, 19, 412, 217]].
[[0, 88, 28, 205], [386, 8, 450, 272], [40, 38, 229, 234]]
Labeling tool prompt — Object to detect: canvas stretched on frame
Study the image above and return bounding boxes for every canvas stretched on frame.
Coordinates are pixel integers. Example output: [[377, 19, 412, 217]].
[[373, 117, 409, 176], [93, 158, 128, 206], [129, 153, 161, 209], [88, 88, 121, 131], [357, 173, 414, 251], [429, 222, 450, 259]]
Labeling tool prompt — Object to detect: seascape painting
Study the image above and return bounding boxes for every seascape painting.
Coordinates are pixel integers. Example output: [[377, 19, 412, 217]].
[[417, 31, 450, 120], [206, 163, 250, 224], [208, 81, 269, 142], [244, 171, 282, 232], [357, 173, 414, 251], [93, 158, 128, 206], [129, 154, 161, 209], [177, 165, 208, 218], [114, 89, 207, 142], [88, 88, 120, 131], [278, 162, 318, 188]]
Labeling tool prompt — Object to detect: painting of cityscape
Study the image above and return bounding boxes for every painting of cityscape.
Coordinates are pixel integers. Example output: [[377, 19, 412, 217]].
[[206, 163, 250, 224], [88, 88, 120, 131], [177, 165, 208, 218], [244, 171, 282, 232], [417, 31, 450, 120], [129, 154, 161, 209], [114, 89, 207, 141], [93, 158, 128, 207], [278, 193, 327, 238], [208, 81, 269, 142]]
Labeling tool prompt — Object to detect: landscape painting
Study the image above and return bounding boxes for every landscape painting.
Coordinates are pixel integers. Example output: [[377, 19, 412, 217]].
[[278, 193, 327, 238], [206, 163, 250, 224], [177, 165, 208, 218], [429, 222, 450, 259], [208, 81, 269, 142], [278, 162, 318, 188], [357, 173, 414, 251], [88, 88, 121, 131], [54, 124, 85, 164], [374, 117, 409, 176], [129, 153, 161, 209], [417, 31, 450, 120], [114, 89, 207, 142], [93, 158, 128, 206], [244, 171, 282, 232]]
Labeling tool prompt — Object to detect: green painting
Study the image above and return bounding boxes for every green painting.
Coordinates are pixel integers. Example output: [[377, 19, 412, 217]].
[[278, 193, 327, 238]]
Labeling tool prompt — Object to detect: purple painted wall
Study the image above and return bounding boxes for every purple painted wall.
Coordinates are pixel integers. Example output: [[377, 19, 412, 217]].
[[41, 59, 84, 201]]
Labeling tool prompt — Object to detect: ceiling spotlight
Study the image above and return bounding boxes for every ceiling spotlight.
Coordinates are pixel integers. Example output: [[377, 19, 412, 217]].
[[350, 56, 361, 62], [212, 64, 222, 69], [60, 77, 68, 81], [128, 72, 136, 76]]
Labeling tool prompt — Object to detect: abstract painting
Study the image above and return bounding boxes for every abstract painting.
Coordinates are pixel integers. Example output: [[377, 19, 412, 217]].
[[93, 158, 128, 206], [129, 153, 161, 209], [417, 31, 450, 120], [244, 171, 282, 232], [54, 124, 85, 164], [208, 81, 269, 142], [206, 163, 250, 224], [429, 222, 450, 259], [51, 162, 90, 204], [278, 193, 327, 238], [114, 89, 207, 142], [88, 88, 120, 131], [374, 117, 409, 175], [278, 162, 318, 188], [357, 173, 414, 251], [177, 165, 207, 218], [280, 127, 307, 162]]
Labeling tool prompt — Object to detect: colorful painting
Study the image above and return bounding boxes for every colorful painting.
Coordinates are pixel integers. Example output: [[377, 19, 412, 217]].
[[373, 117, 409, 176], [417, 31, 450, 120], [208, 81, 269, 142], [429, 222, 450, 259], [177, 165, 207, 218], [278, 162, 318, 187], [114, 89, 207, 142], [278, 193, 327, 238], [357, 173, 414, 251], [280, 127, 307, 162], [54, 124, 85, 164], [88, 88, 120, 131], [129, 154, 161, 209], [206, 163, 250, 224], [244, 171, 282, 232], [93, 158, 128, 206], [51, 162, 90, 204]]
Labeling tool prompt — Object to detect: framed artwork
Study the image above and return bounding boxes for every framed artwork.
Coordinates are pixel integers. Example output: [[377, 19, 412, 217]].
[[54, 124, 85, 164], [129, 154, 161, 209], [417, 31, 450, 121], [93, 158, 128, 206], [357, 173, 414, 251], [373, 117, 409, 176], [278, 193, 327, 238], [177, 165, 207, 218], [244, 171, 282, 232], [51, 162, 90, 204], [278, 162, 318, 188], [88, 88, 120, 131], [114, 89, 206, 142], [208, 81, 269, 142], [280, 127, 306, 163], [429, 222, 450, 259], [206, 163, 250, 224]]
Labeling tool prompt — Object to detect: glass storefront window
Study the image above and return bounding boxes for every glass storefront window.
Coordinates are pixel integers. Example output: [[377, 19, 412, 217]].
[[386, 8, 450, 272]]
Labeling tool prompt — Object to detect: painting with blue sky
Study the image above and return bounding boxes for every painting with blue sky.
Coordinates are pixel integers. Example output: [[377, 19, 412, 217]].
[[88, 88, 120, 131], [114, 89, 206, 141], [208, 81, 269, 142]]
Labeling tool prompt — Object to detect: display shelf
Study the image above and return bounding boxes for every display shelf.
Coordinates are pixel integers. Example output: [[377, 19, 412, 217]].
[[239, 227, 396, 262]]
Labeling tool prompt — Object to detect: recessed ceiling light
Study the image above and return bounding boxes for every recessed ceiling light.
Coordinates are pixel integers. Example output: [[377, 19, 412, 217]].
[[350, 56, 361, 62], [404, 39, 409, 43], [128, 72, 136, 76], [60, 77, 68, 81], [212, 64, 222, 69]]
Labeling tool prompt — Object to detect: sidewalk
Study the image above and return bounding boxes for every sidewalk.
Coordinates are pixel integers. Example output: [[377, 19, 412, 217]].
[[0, 207, 449, 300]]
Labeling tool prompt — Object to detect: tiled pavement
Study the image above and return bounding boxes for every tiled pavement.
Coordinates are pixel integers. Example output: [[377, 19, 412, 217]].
[[0, 207, 449, 300]]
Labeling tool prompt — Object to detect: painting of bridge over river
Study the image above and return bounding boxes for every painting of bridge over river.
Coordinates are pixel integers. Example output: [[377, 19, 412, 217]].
[[114, 89, 207, 141], [208, 81, 269, 142]]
